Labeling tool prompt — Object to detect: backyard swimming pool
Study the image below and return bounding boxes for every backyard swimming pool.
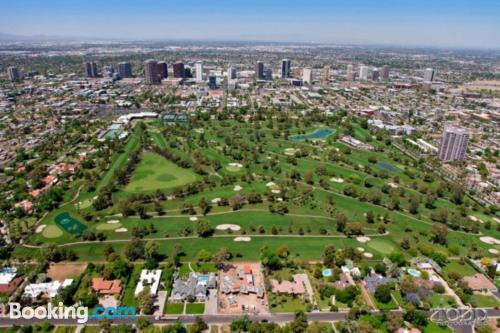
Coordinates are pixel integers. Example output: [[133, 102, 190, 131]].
[[322, 269, 333, 277], [289, 128, 335, 141], [407, 268, 422, 278]]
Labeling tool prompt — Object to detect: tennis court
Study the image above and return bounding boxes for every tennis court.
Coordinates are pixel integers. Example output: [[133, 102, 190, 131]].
[[54, 212, 87, 235]]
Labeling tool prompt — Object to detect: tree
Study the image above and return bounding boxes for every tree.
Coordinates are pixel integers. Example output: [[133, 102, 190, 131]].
[[196, 249, 212, 263], [196, 220, 214, 237], [431, 223, 448, 245], [198, 197, 211, 215], [212, 247, 232, 267], [336, 213, 347, 232], [365, 211, 375, 224], [125, 238, 144, 261], [189, 316, 208, 333], [289, 311, 308, 333], [408, 195, 420, 214], [145, 240, 159, 260], [374, 284, 392, 304], [137, 287, 154, 314]]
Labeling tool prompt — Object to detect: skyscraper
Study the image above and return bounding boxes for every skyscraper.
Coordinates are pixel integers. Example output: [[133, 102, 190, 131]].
[[7, 66, 20, 81], [265, 68, 273, 81], [144, 59, 160, 85], [102, 66, 114, 78], [359, 66, 369, 80], [227, 66, 236, 80], [195, 62, 203, 82], [380, 65, 390, 81], [157, 62, 168, 79], [173, 62, 185, 78], [255, 61, 264, 80], [281, 59, 291, 78], [208, 75, 217, 89], [371, 68, 380, 81], [117, 62, 133, 78], [424, 68, 436, 82], [438, 127, 470, 162], [346, 64, 355, 81], [302, 67, 313, 84], [321, 65, 330, 83], [85, 62, 98, 77]]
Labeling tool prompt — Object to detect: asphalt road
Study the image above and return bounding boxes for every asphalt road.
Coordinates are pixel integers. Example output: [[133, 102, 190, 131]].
[[1, 308, 499, 326]]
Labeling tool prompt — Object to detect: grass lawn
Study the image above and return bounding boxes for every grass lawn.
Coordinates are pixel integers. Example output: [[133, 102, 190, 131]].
[[82, 327, 100, 333], [124, 152, 199, 194], [121, 265, 142, 307], [185, 303, 205, 314], [179, 262, 217, 278], [441, 261, 477, 279], [268, 293, 310, 313], [366, 239, 396, 255], [472, 294, 500, 307], [427, 294, 457, 308], [424, 322, 452, 333], [165, 303, 185, 315], [54, 327, 76, 333]]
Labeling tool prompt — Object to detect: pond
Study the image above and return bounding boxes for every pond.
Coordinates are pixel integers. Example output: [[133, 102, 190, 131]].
[[289, 128, 335, 141]]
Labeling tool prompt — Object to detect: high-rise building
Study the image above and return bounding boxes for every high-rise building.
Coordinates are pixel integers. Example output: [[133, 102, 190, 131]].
[[321, 65, 330, 83], [102, 66, 114, 78], [227, 66, 236, 80], [371, 68, 380, 81], [346, 64, 355, 81], [380, 65, 390, 81], [424, 68, 436, 82], [157, 62, 168, 79], [7, 66, 20, 81], [173, 62, 185, 78], [85, 62, 98, 77], [184, 67, 192, 78], [208, 75, 217, 89], [302, 67, 313, 84], [292, 67, 301, 78], [265, 68, 273, 81], [144, 59, 160, 85], [195, 62, 203, 82], [438, 127, 470, 162], [359, 66, 369, 80], [117, 62, 133, 78], [281, 59, 291, 78], [255, 61, 264, 80]]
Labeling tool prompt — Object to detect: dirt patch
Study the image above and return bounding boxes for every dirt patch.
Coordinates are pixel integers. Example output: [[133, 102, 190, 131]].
[[47, 263, 87, 281], [216, 224, 241, 231]]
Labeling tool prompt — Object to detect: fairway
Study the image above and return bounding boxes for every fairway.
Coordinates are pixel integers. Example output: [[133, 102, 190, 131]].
[[124, 152, 199, 193], [366, 239, 395, 255]]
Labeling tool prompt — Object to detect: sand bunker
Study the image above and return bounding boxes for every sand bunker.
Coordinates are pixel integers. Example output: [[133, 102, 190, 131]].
[[194, 128, 204, 134], [107, 220, 120, 224], [233, 185, 242, 191], [211, 198, 221, 204], [388, 182, 398, 188], [363, 252, 374, 258], [480, 236, 500, 245], [488, 249, 499, 255], [284, 148, 298, 156], [189, 216, 198, 222], [216, 224, 241, 231], [271, 189, 281, 194], [35, 225, 47, 233], [330, 177, 344, 183], [266, 182, 277, 187], [234, 237, 251, 242], [115, 228, 128, 233], [356, 247, 365, 252], [356, 236, 371, 243], [229, 162, 243, 168]]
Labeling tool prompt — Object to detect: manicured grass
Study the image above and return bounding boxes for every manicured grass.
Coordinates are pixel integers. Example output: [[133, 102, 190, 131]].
[[424, 322, 452, 333], [185, 303, 205, 314], [367, 239, 396, 255], [42, 225, 63, 238], [268, 293, 310, 313], [54, 327, 76, 333], [427, 294, 457, 308], [121, 265, 142, 307], [165, 303, 185, 315], [442, 261, 477, 279], [124, 152, 199, 194], [82, 326, 100, 333], [472, 294, 500, 307]]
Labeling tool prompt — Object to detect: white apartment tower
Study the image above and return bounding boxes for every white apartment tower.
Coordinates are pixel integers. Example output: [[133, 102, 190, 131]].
[[438, 127, 470, 162]]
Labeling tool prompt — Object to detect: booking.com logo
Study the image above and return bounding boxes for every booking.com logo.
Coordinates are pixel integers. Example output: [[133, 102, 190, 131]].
[[10, 302, 136, 324]]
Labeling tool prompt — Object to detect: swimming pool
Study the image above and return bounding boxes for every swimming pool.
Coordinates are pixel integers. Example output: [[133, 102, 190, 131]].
[[197, 275, 209, 282], [289, 128, 335, 141], [0, 268, 15, 274], [407, 268, 422, 278], [322, 269, 333, 277]]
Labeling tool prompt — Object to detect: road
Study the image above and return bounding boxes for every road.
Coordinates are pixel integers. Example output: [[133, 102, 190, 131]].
[[1, 308, 499, 326]]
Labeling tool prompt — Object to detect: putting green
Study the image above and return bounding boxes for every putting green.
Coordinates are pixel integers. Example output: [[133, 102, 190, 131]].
[[124, 152, 199, 193], [96, 223, 122, 231], [77, 198, 93, 209], [367, 239, 395, 255], [42, 225, 63, 238]]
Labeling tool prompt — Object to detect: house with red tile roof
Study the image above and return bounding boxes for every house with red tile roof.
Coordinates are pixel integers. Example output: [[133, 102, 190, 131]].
[[91, 278, 122, 295]]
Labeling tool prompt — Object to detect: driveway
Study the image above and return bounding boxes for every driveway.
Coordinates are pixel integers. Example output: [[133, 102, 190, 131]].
[[155, 291, 168, 316], [205, 289, 218, 315]]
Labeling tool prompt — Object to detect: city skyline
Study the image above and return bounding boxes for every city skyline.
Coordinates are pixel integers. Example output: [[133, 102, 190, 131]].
[[1, 0, 500, 49]]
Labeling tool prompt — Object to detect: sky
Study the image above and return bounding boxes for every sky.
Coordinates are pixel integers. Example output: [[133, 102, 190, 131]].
[[1, 0, 500, 49]]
